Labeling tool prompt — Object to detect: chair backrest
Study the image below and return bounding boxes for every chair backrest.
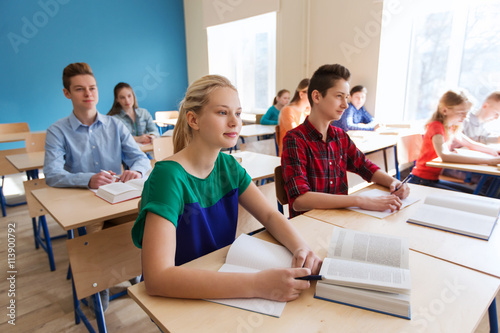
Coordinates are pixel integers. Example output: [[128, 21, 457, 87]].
[[155, 111, 179, 122], [274, 125, 280, 156], [66, 221, 142, 300], [24, 132, 46, 153], [152, 136, 174, 161], [274, 165, 288, 206], [0, 148, 26, 176], [23, 178, 48, 218], [255, 114, 263, 124], [0, 122, 29, 135]]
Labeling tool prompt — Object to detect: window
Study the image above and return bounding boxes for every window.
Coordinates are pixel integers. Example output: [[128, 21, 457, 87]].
[[207, 12, 276, 112], [404, 0, 500, 121]]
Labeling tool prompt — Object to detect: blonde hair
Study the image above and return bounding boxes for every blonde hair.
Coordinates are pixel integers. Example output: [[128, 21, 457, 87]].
[[172, 75, 237, 153], [428, 89, 472, 134]]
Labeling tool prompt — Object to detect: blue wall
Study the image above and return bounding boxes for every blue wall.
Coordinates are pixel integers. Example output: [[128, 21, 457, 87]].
[[0, 0, 188, 145]]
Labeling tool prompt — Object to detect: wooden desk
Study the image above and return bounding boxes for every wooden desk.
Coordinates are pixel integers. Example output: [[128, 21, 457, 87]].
[[230, 151, 280, 182], [153, 118, 178, 126], [128, 215, 500, 333], [305, 184, 500, 279], [239, 124, 275, 139], [6, 151, 44, 172], [31, 187, 139, 231], [427, 157, 500, 196], [138, 143, 153, 153]]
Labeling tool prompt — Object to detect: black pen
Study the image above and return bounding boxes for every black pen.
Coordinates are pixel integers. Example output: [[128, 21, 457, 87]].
[[295, 275, 324, 281], [392, 174, 412, 194]]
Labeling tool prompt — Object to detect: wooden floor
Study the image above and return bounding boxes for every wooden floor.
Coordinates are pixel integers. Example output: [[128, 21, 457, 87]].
[[0, 177, 497, 332]]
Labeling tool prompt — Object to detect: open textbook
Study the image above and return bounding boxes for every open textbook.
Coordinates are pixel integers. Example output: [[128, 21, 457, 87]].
[[95, 178, 146, 204], [206, 234, 294, 317], [315, 228, 411, 319], [407, 194, 499, 240], [348, 189, 420, 218]]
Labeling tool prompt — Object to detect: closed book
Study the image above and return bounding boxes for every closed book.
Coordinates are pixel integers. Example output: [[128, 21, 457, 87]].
[[96, 178, 146, 204]]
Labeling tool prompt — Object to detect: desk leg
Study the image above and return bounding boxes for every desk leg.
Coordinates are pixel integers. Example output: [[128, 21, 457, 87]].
[[394, 145, 400, 180], [489, 299, 498, 333]]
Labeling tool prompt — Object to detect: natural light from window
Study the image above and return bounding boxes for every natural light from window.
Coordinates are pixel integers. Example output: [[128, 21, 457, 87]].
[[207, 12, 276, 113]]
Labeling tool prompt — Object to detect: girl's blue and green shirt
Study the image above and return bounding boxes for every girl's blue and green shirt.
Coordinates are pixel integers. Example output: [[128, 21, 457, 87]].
[[132, 152, 252, 265]]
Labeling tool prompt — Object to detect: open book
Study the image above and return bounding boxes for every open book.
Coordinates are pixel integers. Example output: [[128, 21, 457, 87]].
[[96, 178, 146, 204], [315, 228, 411, 319], [407, 194, 499, 240], [206, 234, 293, 317], [348, 189, 420, 218]]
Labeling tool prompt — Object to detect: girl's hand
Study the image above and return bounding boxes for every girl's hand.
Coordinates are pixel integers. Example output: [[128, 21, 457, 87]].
[[292, 248, 322, 275], [358, 195, 402, 212], [253, 268, 312, 302], [135, 134, 153, 144]]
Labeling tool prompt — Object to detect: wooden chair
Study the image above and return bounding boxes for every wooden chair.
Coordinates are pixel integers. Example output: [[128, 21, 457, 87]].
[[274, 125, 280, 156], [0, 122, 29, 134], [274, 166, 288, 214], [23, 179, 65, 271], [152, 136, 174, 162], [154, 111, 179, 135], [0, 122, 30, 216], [66, 221, 142, 332], [255, 114, 263, 124], [24, 132, 46, 153]]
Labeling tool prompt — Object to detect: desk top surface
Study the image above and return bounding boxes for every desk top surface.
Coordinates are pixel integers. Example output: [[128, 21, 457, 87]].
[[239, 124, 275, 137], [427, 158, 500, 176], [5, 151, 44, 172], [305, 183, 500, 278], [230, 151, 280, 181], [31, 186, 139, 230], [128, 214, 499, 333]]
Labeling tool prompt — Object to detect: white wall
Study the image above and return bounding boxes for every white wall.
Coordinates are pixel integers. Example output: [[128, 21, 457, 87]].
[[183, 0, 386, 114]]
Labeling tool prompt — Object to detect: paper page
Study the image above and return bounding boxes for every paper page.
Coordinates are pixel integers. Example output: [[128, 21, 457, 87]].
[[455, 148, 496, 159], [348, 189, 420, 219], [424, 194, 500, 217], [225, 234, 293, 271], [319, 258, 411, 294], [206, 263, 286, 317], [98, 182, 138, 195], [126, 177, 146, 190], [327, 228, 409, 269]]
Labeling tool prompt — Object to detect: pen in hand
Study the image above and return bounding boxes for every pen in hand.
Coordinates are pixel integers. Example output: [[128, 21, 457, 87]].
[[100, 169, 120, 180], [392, 174, 412, 194], [295, 275, 323, 281]]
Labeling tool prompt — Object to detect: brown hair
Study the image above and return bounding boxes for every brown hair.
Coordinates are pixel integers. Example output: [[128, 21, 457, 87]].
[[173, 75, 237, 153], [485, 91, 500, 103], [308, 64, 351, 106], [350, 85, 367, 96], [273, 89, 290, 105], [289, 79, 310, 104], [107, 82, 138, 116], [62, 62, 94, 91]]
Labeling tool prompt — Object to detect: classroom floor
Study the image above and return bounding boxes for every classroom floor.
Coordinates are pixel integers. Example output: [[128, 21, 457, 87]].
[[0, 173, 497, 332]]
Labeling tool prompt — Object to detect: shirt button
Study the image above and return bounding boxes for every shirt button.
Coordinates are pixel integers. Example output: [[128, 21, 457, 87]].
[[92, 146, 96, 149], [329, 161, 332, 165], [95, 162, 98, 165], [330, 181, 333, 185]]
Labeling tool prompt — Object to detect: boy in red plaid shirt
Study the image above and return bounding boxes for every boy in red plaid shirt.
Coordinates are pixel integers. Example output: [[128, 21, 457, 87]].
[[281, 64, 410, 218]]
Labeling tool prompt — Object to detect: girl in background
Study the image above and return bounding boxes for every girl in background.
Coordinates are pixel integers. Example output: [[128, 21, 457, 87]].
[[260, 89, 290, 125], [132, 75, 321, 301], [108, 82, 159, 144], [278, 79, 310, 155], [409, 89, 500, 192]]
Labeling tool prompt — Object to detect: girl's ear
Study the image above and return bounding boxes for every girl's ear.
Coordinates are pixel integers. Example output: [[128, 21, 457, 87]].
[[186, 111, 200, 131]]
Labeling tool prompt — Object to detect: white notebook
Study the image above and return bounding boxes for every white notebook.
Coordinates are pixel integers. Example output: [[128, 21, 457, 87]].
[[348, 189, 420, 219], [206, 234, 293, 317]]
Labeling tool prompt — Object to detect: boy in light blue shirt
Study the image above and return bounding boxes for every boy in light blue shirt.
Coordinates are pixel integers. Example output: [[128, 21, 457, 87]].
[[44, 62, 151, 189]]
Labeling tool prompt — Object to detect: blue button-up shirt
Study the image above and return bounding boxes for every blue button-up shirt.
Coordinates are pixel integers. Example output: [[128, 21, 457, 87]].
[[111, 107, 159, 137], [44, 112, 151, 188], [332, 103, 377, 131]]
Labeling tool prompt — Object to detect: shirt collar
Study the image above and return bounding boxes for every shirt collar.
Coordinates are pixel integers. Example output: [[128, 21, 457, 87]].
[[302, 117, 337, 142], [69, 111, 106, 131]]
